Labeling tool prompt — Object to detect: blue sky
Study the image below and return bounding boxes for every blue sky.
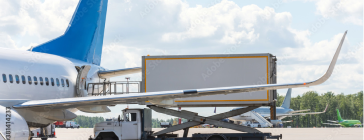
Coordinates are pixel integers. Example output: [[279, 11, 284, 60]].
[[0, 0, 362, 119]]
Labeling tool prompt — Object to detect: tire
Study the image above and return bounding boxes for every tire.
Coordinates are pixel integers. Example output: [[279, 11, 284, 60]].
[[102, 137, 115, 140], [41, 138, 48, 140], [258, 125, 261, 128], [77, 126, 80, 129], [247, 125, 251, 127], [207, 136, 225, 140]]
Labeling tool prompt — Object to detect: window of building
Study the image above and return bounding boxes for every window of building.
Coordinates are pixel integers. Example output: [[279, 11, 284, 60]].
[[15, 75, 20, 84], [39, 77, 43, 85], [51, 78, 54, 86], [66, 79, 69, 87], [21, 75, 26, 84], [28, 76, 32, 85], [34, 76, 38, 85], [61, 79, 65, 87], [2, 74, 6, 83], [9, 75, 13, 83], [56, 78, 60, 87], [45, 77, 49, 86]]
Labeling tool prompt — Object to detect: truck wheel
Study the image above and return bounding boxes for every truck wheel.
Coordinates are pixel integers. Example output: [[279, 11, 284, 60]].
[[207, 135, 225, 140], [77, 126, 80, 129], [102, 138, 115, 140], [41, 138, 48, 140], [247, 125, 251, 127], [258, 125, 261, 128]]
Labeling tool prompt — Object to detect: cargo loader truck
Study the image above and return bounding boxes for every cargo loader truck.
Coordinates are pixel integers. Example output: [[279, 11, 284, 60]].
[[90, 107, 282, 140]]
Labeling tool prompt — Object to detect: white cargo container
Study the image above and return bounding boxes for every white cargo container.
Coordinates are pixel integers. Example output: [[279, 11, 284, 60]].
[[141, 54, 277, 107]]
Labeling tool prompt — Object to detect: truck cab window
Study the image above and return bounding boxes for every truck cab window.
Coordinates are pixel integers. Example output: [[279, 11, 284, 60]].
[[21, 75, 26, 84], [34, 76, 38, 85], [9, 75, 13, 83], [28, 76, 32, 85], [40, 77, 43, 85], [45, 77, 49, 86], [15, 75, 20, 84], [2, 74, 6, 83], [56, 78, 60, 87], [126, 113, 137, 121], [51, 78, 55, 86]]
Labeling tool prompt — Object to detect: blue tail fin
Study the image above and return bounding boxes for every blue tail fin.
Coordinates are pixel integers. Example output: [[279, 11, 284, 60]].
[[32, 0, 108, 65], [281, 88, 292, 109]]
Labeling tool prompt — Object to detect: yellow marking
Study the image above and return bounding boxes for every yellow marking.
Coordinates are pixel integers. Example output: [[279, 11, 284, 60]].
[[144, 56, 270, 102]]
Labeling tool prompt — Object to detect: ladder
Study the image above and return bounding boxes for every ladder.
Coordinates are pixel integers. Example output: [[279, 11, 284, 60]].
[[250, 111, 273, 127]]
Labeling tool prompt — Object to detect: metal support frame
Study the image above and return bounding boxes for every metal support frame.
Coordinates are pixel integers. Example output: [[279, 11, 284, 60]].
[[148, 106, 261, 136]]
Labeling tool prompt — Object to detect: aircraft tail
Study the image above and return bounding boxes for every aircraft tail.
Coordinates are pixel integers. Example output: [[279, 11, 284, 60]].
[[32, 0, 108, 65], [280, 88, 292, 109], [336, 109, 343, 121]]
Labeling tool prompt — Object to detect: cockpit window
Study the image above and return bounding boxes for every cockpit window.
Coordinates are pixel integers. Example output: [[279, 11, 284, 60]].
[[9, 75, 13, 83], [34, 76, 38, 85], [28, 76, 32, 85], [51, 78, 55, 86], [45, 77, 49, 86], [56, 78, 60, 87], [15, 75, 20, 84], [21, 75, 26, 84], [2, 74, 6, 83]]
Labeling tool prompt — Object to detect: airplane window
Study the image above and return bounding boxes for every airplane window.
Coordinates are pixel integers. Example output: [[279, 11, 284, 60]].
[[45, 77, 49, 86], [56, 78, 60, 87], [34, 76, 38, 85], [66, 79, 69, 87], [15, 75, 20, 84], [28, 76, 32, 85], [21, 75, 26, 84], [2, 74, 6, 83], [9, 75, 13, 83], [61, 79, 65, 87], [51, 78, 54, 86], [39, 77, 43, 85]]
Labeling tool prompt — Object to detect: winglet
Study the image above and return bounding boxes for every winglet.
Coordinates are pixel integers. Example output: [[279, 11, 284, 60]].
[[306, 31, 347, 86], [323, 104, 329, 112]]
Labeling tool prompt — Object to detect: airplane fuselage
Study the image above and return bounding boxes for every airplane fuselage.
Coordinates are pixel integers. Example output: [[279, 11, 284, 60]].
[[338, 120, 362, 127], [0, 48, 105, 127], [229, 106, 294, 121]]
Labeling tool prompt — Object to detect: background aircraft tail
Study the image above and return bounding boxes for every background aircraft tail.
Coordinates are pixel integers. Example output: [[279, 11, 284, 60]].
[[336, 109, 343, 121], [32, 0, 108, 65], [280, 88, 292, 109]]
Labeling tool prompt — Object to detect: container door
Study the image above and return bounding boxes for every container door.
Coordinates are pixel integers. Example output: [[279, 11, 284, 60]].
[[121, 112, 138, 140]]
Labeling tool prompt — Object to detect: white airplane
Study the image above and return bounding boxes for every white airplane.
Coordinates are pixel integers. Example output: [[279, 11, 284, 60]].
[[229, 88, 329, 122], [0, 0, 347, 140]]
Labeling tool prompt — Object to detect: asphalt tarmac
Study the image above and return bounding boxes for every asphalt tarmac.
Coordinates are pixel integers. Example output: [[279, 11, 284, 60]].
[[36, 128, 362, 140]]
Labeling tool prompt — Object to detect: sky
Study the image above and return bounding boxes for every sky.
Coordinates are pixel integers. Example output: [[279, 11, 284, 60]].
[[0, 0, 362, 120]]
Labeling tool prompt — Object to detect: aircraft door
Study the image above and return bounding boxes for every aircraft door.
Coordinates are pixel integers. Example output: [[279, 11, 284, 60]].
[[76, 65, 91, 97]]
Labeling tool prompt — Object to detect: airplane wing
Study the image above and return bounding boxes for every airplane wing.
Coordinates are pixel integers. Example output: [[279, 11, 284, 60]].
[[12, 31, 347, 111], [267, 104, 329, 119], [327, 120, 338, 123], [98, 67, 141, 78], [322, 123, 342, 126], [288, 109, 310, 113]]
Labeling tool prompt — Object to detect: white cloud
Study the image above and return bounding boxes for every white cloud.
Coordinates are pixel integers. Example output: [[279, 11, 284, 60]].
[[0, 0, 362, 118], [311, 0, 363, 25]]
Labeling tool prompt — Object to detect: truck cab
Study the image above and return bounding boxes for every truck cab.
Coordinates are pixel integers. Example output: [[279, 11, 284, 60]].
[[93, 108, 152, 140]]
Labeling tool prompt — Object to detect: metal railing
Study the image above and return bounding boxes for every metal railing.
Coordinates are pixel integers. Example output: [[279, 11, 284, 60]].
[[87, 81, 141, 96]]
